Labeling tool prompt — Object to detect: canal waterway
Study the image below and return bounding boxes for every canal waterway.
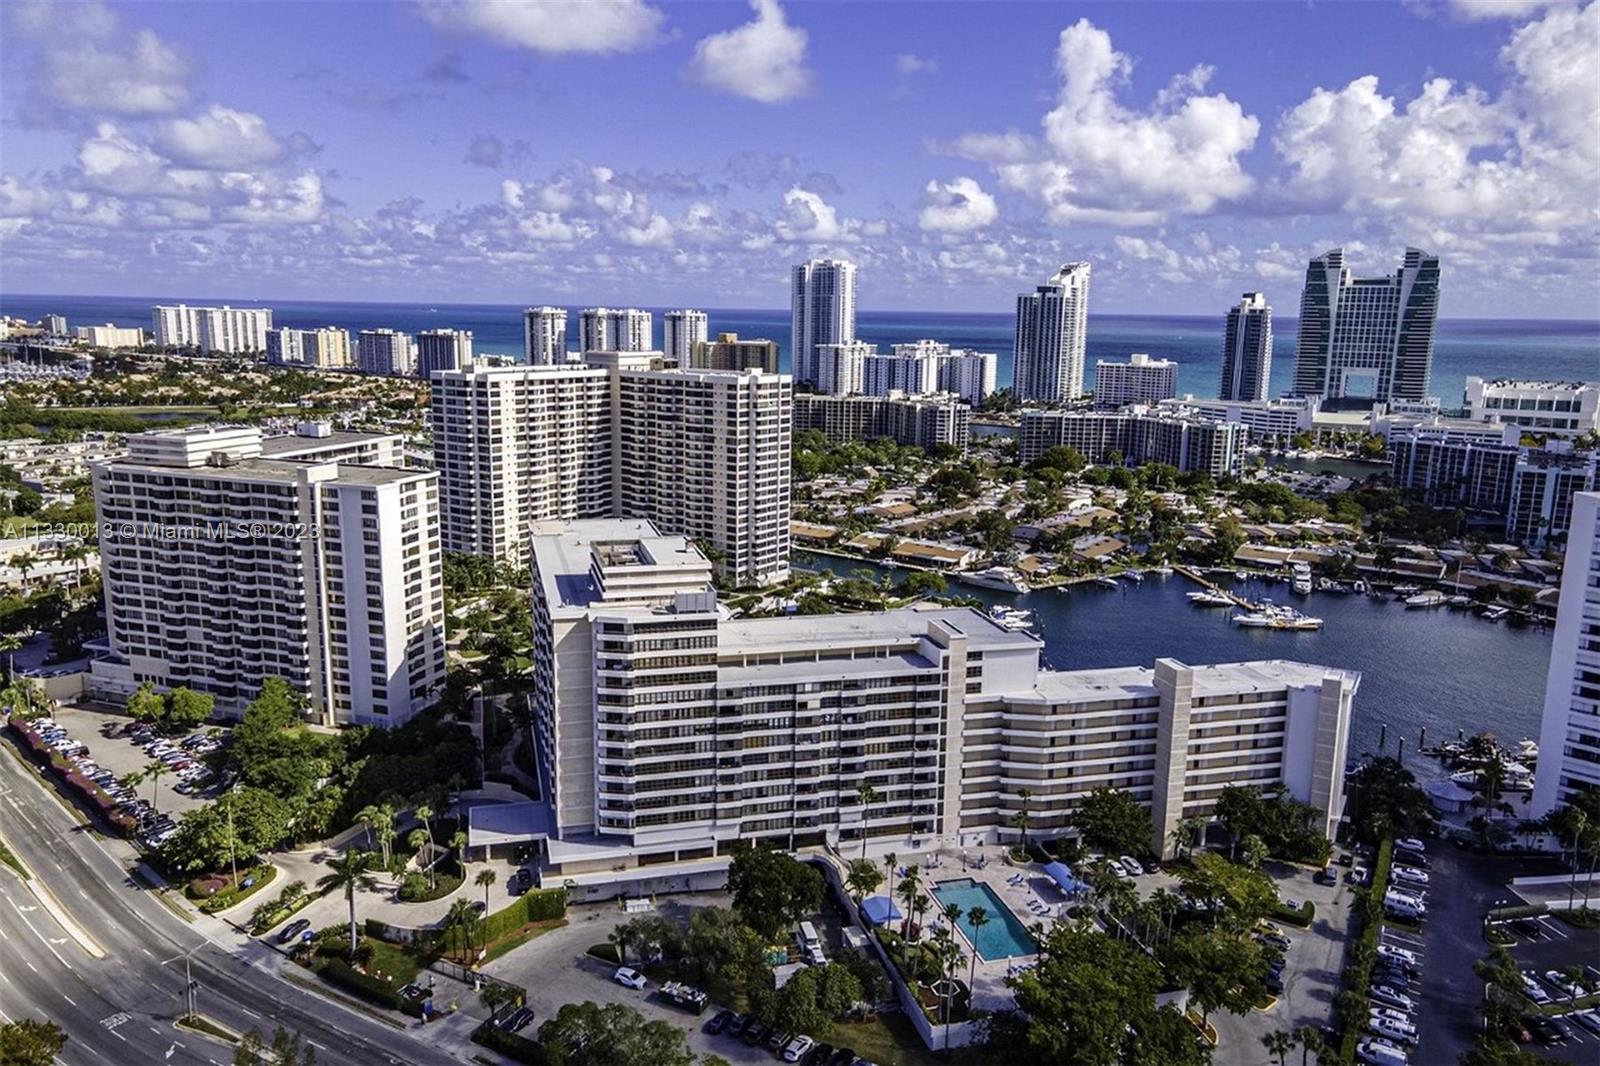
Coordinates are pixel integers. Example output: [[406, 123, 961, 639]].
[[794, 551, 1552, 783]]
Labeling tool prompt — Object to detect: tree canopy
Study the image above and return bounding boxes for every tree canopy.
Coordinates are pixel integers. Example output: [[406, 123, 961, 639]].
[[538, 1001, 697, 1066], [1072, 786, 1153, 857], [1345, 758, 1435, 845], [727, 847, 823, 941]]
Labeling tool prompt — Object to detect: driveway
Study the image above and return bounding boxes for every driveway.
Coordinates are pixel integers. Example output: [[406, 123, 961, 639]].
[[1211, 859, 1356, 1064]]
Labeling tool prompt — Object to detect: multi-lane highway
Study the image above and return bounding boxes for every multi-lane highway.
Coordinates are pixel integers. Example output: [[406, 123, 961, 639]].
[[0, 741, 461, 1065]]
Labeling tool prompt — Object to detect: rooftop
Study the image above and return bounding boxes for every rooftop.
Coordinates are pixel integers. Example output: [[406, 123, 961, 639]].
[[260, 429, 398, 457], [1015, 659, 1358, 704], [718, 605, 1037, 656]]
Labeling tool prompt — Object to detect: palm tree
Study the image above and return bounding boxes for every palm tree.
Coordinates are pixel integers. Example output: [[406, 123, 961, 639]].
[[445, 897, 479, 963], [450, 830, 469, 870], [897, 865, 921, 939], [355, 805, 382, 851], [373, 804, 396, 867], [1172, 815, 1206, 860], [1013, 787, 1033, 849], [143, 759, 170, 814], [965, 906, 988, 994], [1294, 1024, 1328, 1066], [407, 827, 431, 885], [856, 782, 879, 860], [11, 552, 37, 584], [1261, 1030, 1296, 1066], [610, 922, 637, 965], [883, 851, 898, 908], [415, 803, 435, 847], [475, 868, 497, 911], [317, 849, 379, 960]]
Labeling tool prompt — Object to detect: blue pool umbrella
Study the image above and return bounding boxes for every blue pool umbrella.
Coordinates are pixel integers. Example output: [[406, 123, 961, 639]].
[[1041, 861, 1088, 894], [861, 896, 903, 926]]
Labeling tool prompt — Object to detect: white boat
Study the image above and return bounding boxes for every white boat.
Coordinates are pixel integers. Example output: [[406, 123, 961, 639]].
[[1151, 566, 1174, 577], [1405, 592, 1446, 609], [1187, 590, 1234, 607], [1232, 603, 1324, 631], [1450, 765, 1535, 792], [1446, 595, 1471, 607], [1093, 576, 1120, 589], [1393, 584, 1421, 596], [1481, 606, 1509, 621], [1123, 569, 1144, 583], [1290, 562, 1313, 596], [1516, 739, 1539, 763], [987, 605, 1035, 632], [1317, 578, 1351, 594], [959, 566, 1028, 593]]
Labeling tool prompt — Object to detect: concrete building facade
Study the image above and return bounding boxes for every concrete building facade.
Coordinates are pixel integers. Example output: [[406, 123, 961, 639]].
[[416, 329, 473, 379], [1220, 292, 1272, 403], [1291, 247, 1440, 404], [662, 310, 709, 366], [579, 308, 652, 354], [1095, 353, 1178, 409], [523, 307, 568, 365], [1014, 263, 1091, 404], [356, 329, 417, 376], [793, 392, 971, 453], [1018, 408, 1244, 478], [1463, 377, 1600, 440], [689, 333, 780, 374], [791, 259, 857, 390], [1532, 491, 1600, 818]]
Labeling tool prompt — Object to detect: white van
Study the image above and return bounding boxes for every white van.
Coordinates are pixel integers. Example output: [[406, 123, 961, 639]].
[[1357, 1038, 1409, 1066]]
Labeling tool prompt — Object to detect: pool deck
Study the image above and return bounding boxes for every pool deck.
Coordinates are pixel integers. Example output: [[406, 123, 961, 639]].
[[902, 845, 1075, 1011]]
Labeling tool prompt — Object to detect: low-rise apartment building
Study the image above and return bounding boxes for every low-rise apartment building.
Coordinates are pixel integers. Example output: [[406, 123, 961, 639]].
[[1464, 377, 1599, 439], [1018, 407, 1243, 478]]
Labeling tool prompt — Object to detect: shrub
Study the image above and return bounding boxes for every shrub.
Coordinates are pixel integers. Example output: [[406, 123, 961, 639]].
[[1337, 839, 1392, 1064], [317, 957, 403, 1010], [1272, 899, 1315, 927]]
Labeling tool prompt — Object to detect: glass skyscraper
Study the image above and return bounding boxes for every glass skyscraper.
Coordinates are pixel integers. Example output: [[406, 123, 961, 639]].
[[1291, 247, 1440, 405]]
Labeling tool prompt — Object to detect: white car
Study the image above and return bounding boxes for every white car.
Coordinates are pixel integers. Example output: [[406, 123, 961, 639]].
[[1545, 970, 1585, 999], [1376, 944, 1419, 967], [1391, 865, 1429, 887], [1119, 856, 1145, 877], [1395, 838, 1426, 855], [1519, 972, 1550, 1004], [612, 966, 647, 990], [782, 1036, 816, 1063], [1357, 1038, 1409, 1066], [1368, 1012, 1417, 1045]]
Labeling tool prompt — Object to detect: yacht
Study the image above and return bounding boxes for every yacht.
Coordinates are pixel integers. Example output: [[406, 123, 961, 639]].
[[1232, 603, 1324, 631], [1450, 764, 1535, 792], [987, 605, 1035, 632], [1093, 575, 1120, 589], [1481, 605, 1510, 621], [1289, 562, 1313, 596], [1405, 591, 1446, 609], [1317, 578, 1351, 594], [1393, 584, 1422, 596], [959, 566, 1028, 593], [1516, 739, 1539, 764], [1150, 566, 1174, 577], [1188, 590, 1234, 607], [1123, 569, 1145, 583]]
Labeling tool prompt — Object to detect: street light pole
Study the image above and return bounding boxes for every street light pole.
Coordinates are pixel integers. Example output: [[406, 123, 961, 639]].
[[226, 782, 238, 886], [162, 944, 203, 1022]]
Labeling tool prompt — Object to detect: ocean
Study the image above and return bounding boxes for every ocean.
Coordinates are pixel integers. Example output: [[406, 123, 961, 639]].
[[3, 293, 1595, 405]]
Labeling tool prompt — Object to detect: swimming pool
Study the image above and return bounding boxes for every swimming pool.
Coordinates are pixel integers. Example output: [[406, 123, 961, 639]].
[[928, 878, 1037, 960]]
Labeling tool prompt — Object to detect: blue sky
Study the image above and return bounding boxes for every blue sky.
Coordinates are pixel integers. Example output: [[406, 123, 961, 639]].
[[2, 0, 1596, 316]]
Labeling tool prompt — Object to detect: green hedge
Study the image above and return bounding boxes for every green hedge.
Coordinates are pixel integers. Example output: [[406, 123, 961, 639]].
[[1338, 839, 1392, 1065], [317, 957, 403, 1010], [1273, 899, 1316, 928], [197, 866, 276, 914], [476, 887, 567, 945], [472, 1020, 547, 1064], [252, 893, 314, 936]]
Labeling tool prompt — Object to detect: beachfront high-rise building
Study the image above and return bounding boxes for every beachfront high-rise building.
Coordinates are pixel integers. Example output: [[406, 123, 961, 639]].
[[1094, 353, 1178, 409], [74, 324, 146, 348], [1290, 247, 1440, 405], [416, 329, 473, 379], [523, 307, 568, 365], [266, 327, 352, 369], [662, 309, 709, 365], [521, 522, 1356, 897], [1463, 377, 1600, 440], [578, 308, 652, 354], [89, 425, 446, 726], [791, 258, 857, 390], [1533, 491, 1600, 818], [690, 333, 780, 374], [430, 358, 791, 587], [1220, 292, 1273, 403], [152, 305, 272, 354], [1013, 263, 1091, 404], [356, 329, 417, 376], [44, 314, 68, 336]]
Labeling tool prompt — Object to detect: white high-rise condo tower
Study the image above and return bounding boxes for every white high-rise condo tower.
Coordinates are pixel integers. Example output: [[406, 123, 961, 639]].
[[416, 329, 473, 378], [791, 259, 857, 389], [579, 308, 652, 354], [356, 329, 417, 376], [523, 307, 568, 365], [662, 310, 709, 365], [1013, 263, 1091, 404], [1094, 353, 1178, 409], [1291, 247, 1440, 405], [1220, 292, 1272, 403], [1533, 491, 1600, 817], [152, 304, 272, 354]]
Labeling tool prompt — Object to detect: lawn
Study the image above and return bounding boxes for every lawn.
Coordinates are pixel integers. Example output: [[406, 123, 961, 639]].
[[828, 1014, 938, 1066]]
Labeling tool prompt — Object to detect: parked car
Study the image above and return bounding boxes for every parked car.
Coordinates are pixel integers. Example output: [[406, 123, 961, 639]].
[[1544, 970, 1585, 999], [1356, 1037, 1409, 1066], [1368, 985, 1414, 1013], [1566, 1009, 1600, 1036], [1376, 944, 1419, 967], [1315, 866, 1339, 886], [801, 1044, 834, 1066], [1524, 1014, 1567, 1045], [783, 1036, 817, 1063], [1394, 848, 1430, 868], [1257, 930, 1292, 951], [1395, 837, 1426, 854], [1368, 1009, 1417, 1045], [704, 1009, 736, 1035], [500, 1007, 536, 1033], [1520, 971, 1552, 1005], [612, 967, 647, 990], [1118, 856, 1144, 877], [277, 918, 311, 944], [741, 1022, 771, 1047]]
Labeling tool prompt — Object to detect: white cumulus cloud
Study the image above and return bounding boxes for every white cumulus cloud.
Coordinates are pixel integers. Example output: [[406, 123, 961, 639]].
[[942, 18, 1259, 227], [918, 177, 998, 233], [688, 0, 811, 104], [158, 107, 286, 170], [419, 0, 665, 55]]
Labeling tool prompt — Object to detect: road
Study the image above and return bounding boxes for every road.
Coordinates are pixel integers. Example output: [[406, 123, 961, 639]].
[[0, 737, 460, 1066]]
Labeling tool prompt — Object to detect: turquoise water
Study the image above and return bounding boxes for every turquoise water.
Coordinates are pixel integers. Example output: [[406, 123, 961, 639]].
[[929, 877, 1037, 960], [3, 293, 1593, 405]]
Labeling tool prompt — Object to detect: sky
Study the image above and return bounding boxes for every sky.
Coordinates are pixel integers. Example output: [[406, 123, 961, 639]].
[[1, 0, 1597, 317]]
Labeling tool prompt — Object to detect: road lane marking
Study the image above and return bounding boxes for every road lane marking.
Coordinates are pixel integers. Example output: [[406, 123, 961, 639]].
[[61, 993, 76, 1006]]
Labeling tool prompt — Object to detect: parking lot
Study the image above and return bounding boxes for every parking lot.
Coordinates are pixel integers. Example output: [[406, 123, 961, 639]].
[[1211, 858, 1358, 1062], [48, 703, 225, 818]]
